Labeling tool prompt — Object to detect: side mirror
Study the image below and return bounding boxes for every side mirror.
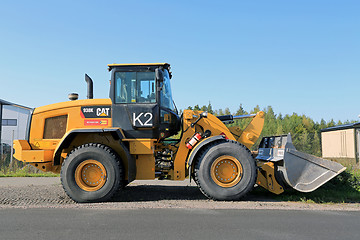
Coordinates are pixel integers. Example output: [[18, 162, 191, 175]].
[[155, 68, 164, 82]]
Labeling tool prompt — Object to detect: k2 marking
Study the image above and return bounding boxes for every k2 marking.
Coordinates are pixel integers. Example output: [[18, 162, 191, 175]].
[[133, 112, 153, 126]]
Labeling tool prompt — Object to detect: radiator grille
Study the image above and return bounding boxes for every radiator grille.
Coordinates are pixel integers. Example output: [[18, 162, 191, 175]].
[[43, 115, 68, 139]]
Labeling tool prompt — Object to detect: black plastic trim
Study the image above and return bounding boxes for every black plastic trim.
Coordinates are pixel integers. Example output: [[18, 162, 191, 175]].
[[217, 115, 233, 121], [187, 135, 225, 168]]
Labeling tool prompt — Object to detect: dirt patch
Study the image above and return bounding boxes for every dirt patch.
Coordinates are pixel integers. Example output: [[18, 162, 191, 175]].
[[0, 177, 359, 211]]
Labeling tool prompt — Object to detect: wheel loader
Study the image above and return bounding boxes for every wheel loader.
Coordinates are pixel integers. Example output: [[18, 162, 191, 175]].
[[13, 63, 346, 203]]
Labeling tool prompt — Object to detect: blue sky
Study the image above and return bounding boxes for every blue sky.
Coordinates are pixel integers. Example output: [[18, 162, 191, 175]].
[[0, 0, 359, 122]]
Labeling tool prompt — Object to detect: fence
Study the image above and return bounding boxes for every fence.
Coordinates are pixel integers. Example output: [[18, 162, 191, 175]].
[[0, 139, 41, 175]]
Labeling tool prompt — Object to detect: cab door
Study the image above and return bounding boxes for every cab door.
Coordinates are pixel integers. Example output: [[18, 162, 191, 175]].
[[111, 71, 160, 139]]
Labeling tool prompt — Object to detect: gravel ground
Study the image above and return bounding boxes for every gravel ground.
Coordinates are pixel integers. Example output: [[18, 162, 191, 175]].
[[1, 177, 359, 211]]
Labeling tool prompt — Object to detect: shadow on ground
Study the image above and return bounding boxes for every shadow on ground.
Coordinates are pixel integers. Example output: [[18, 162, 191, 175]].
[[111, 185, 278, 202], [112, 185, 207, 202]]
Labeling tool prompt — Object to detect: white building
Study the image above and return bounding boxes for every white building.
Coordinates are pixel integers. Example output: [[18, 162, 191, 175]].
[[0, 99, 32, 156], [321, 122, 360, 167]]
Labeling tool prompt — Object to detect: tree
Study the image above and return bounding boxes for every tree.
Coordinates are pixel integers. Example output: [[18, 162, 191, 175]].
[[200, 105, 207, 112], [320, 119, 327, 130], [250, 105, 260, 114], [224, 107, 231, 115], [327, 119, 336, 128], [235, 104, 247, 115], [194, 105, 200, 111], [312, 132, 321, 157], [207, 102, 214, 114], [183, 103, 349, 157], [276, 124, 284, 135], [262, 106, 277, 136]]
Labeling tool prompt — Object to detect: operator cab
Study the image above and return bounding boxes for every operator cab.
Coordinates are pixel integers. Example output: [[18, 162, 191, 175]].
[[108, 63, 180, 139]]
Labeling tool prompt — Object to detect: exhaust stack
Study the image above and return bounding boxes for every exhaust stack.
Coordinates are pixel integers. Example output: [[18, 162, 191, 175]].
[[85, 74, 93, 99]]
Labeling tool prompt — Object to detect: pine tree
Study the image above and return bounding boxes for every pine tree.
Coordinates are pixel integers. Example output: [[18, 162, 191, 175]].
[[320, 119, 327, 130], [224, 107, 231, 115], [235, 104, 247, 115], [327, 119, 336, 128], [200, 105, 207, 112], [250, 105, 260, 114], [207, 102, 214, 114], [263, 106, 277, 135], [312, 132, 321, 157]]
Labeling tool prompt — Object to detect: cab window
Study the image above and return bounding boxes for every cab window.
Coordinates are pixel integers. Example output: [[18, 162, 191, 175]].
[[159, 69, 175, 111], [115, 72, 156, 103]]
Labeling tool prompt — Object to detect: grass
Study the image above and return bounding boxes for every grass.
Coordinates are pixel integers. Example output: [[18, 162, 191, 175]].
[[253, 168, 360, 204], [1, 154, 59, 177], [0, 165, 59, 177], [0, 170, 59, 177]]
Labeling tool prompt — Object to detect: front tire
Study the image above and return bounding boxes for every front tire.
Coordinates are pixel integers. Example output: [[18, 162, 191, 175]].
[[194, 140, 256, 200], [61, 143, 123, 203]]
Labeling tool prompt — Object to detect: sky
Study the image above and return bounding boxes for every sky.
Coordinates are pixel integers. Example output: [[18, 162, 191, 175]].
[[0, 0, 359, 122]]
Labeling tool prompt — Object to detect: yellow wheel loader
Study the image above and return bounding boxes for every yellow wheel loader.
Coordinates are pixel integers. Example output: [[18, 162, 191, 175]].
[[13, 63, 345, 203]]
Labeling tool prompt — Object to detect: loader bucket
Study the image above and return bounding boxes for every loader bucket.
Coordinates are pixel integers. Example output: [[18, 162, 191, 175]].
[[256, 134, 346, 192]]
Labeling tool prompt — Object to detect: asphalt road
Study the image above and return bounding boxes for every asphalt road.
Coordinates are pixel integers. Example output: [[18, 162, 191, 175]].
[[0, 208, 359, 240], [1, 177, 360, 240]]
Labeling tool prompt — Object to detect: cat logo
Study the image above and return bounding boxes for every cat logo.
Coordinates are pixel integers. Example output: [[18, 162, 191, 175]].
[[97, 107, 110, 117], [81, 106, 111, 118]]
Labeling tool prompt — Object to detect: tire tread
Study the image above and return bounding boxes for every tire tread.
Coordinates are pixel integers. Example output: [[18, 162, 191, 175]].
[[60, 143, 124, 203], [193, 139, 256, 201]]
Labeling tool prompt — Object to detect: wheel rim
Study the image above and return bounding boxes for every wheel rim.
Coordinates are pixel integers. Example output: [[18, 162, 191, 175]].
[[75, 160, 107, 191], [210, 155, 243, 188]]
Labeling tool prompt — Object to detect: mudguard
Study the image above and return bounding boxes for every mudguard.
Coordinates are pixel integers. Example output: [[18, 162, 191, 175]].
[[54, 128, 136, 182], [186, 135, 225, 168]]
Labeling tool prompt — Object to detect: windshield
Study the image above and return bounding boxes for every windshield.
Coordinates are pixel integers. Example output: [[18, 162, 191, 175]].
[[114, 71, 156, 103], [113, 68, 175, 111], [160, 69, 175, 111]]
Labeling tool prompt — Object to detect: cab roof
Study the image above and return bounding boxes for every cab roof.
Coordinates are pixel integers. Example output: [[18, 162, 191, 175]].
[[107, 63, 170, 71]]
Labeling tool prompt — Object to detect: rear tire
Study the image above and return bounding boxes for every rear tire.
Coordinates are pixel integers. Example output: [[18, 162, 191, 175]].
[[61, 143, 123, 203], [194, 140, 256, 200]]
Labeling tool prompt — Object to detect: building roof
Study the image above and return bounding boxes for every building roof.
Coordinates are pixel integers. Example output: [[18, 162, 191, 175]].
[[321, 122, 360, 132], [0, 99, 32, 110]]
